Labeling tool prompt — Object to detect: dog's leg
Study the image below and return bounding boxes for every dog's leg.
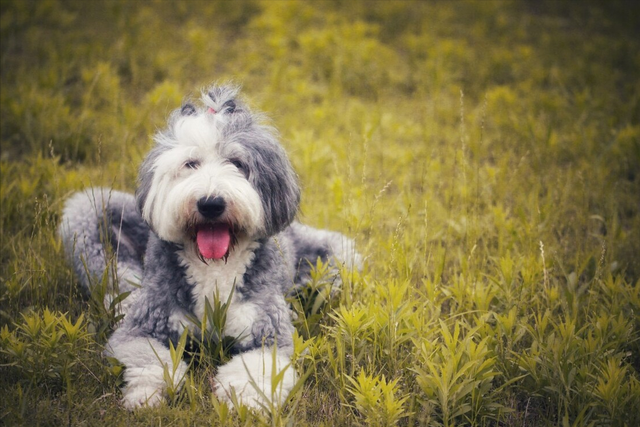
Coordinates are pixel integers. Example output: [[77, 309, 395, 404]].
[[106, 326, 188, 410], [214, 345, 296, 411], [211, 285, 298, 410], [103, 237, 197, 410]]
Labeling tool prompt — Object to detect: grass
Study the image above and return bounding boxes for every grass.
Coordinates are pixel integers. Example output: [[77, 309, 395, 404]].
[[1, 0, 639, 425]]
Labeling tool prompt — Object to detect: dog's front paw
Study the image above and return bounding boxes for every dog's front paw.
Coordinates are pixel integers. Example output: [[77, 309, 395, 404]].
[[214, 347, 296, 411], [121, 383, 165, 410], [120, 365, 170, 411]]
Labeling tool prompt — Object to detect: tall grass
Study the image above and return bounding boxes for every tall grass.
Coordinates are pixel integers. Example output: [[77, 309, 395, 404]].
[[1, 1, 639, 425]]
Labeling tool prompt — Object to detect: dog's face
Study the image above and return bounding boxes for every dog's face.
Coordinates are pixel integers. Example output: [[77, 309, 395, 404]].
[[136, 85, 300, 261]]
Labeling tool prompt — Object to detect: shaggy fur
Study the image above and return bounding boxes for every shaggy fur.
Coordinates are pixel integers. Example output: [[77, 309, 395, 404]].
[[59, 84, 360, 410]]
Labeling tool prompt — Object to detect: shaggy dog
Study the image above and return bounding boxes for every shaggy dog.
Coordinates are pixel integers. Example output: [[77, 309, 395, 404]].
[[59, 84, 360, 410]]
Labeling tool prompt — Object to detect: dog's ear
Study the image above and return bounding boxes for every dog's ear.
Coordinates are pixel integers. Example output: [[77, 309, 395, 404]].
[[135, 143, 165, 227], [135, 108, 184, 227], [180, 102, 197, 116], [244, 127, 300, 236]]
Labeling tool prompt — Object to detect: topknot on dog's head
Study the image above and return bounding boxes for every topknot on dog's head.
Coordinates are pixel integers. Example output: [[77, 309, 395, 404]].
[[176, 84, 243, 118], [202, 84, 244, 116]]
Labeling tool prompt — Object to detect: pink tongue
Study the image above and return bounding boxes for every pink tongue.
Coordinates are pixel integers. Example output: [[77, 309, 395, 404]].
[[196, 224, 231, 260]]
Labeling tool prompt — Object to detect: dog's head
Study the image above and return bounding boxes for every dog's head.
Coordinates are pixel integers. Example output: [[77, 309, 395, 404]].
[[136, 84, 300, 261]]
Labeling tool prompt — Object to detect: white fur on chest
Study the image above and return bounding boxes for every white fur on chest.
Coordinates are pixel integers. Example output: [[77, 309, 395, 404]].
[[178, 239, 261, 345]]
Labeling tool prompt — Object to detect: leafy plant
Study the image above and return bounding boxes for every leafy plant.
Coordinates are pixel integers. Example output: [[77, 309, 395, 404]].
[[0, 309, 93, 389], [413, 320, 504, 426], [346, 370, 410, 427]]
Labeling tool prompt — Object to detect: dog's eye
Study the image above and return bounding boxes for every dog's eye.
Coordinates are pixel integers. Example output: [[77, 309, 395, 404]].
[[230, 159, 248, 176], [184, 160, 200, 170], [222, 100, 236, 113]]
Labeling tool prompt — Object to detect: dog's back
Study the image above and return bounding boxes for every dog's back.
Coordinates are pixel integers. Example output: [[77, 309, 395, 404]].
[[59, 188, 148, 310]]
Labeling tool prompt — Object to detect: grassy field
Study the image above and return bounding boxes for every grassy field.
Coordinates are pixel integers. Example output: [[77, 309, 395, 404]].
[[1, 1, 639, 425]]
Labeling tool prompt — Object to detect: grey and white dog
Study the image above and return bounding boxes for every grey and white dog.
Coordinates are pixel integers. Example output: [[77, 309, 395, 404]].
[[59, 84, 360, 410]]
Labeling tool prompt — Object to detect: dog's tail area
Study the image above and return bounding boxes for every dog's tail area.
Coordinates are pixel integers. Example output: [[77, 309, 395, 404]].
[[58, 187, 149, 312], [284, 222, 363, 293]]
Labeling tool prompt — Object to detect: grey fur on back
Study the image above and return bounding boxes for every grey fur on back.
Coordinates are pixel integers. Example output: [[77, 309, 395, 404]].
[[59, 188, 149, 301]]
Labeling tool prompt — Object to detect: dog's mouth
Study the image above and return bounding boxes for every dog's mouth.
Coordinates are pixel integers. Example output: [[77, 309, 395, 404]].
[[194, 223, 236, 262]]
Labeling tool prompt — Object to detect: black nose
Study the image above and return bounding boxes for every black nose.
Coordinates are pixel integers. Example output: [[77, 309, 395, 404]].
[[197, 196, 226, 219]]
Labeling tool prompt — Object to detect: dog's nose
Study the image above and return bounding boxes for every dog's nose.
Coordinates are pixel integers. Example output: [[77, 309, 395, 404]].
[[197, 196, 226, 219]]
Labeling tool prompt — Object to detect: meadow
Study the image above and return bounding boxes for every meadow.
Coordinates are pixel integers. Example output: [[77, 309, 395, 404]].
[[1, 1, 639, 425]]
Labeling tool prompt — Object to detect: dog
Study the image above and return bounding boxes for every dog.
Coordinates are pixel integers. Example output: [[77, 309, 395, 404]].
[[59, 84, 360, 410]]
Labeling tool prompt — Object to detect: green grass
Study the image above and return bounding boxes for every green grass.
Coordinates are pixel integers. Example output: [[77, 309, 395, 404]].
[[1, 0, 639, 425]]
